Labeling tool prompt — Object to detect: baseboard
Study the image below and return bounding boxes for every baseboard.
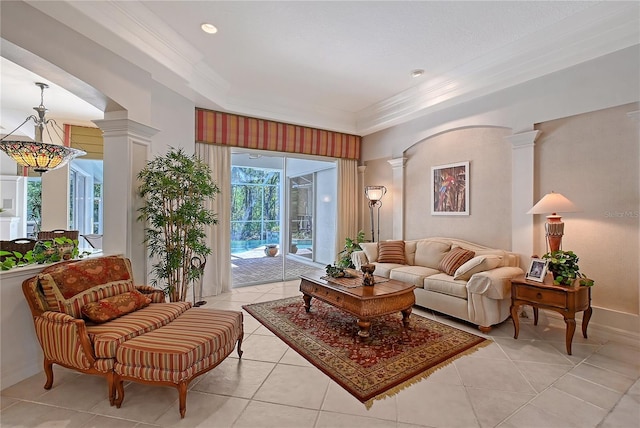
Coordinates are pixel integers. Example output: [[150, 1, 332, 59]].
[[536, 305, 640, 347]]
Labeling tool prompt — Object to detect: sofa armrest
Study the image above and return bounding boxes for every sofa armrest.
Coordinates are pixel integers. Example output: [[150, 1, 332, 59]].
[[136, 285, 166, 303], [34, 311, 95, 370], [351, 250, 369, 270], [466, 267, 525, 300]]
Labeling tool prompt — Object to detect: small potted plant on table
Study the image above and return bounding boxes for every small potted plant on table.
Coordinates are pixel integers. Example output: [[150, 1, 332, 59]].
[[542, 250, 594, 286]]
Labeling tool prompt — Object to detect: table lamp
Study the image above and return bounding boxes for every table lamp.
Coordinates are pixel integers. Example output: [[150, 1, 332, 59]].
[[527, 191, 579, 252]]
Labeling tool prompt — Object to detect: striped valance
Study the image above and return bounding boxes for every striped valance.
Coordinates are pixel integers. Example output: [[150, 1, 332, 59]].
[[65, 124, 103, 160], [195, 109, 360, 160]]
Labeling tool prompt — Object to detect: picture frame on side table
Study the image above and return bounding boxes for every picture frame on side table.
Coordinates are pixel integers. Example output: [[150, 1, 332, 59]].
[[431, 161, 469, 215], [526, 258, 548, 282]]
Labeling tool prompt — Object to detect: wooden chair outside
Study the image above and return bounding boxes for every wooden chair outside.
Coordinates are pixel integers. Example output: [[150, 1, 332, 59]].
[[37, 229, 80, 241]]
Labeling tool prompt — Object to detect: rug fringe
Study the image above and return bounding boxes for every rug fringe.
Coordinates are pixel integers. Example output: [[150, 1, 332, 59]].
[[363, 339, 492, 409]]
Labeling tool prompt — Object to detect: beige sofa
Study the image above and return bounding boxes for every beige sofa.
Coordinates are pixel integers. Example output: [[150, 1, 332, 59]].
[[351, 237, 523, 332]]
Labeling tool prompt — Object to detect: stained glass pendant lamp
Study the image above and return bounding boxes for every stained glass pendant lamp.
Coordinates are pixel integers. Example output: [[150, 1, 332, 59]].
[[0, 82, 86, 174]]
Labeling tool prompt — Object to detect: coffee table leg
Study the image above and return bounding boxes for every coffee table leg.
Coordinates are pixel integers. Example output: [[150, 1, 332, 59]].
[[357, 319, 371, 337], [401, 307, 412, 329], [302, 294, 312, 313]]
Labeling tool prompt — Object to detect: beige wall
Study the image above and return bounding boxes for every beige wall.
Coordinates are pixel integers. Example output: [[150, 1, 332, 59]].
[[362, 159, 393, 242], [404, 127, 513, 249], [534, 103, 639, 317]]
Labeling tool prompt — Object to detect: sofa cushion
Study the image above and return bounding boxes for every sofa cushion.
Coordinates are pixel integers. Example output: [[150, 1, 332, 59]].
[[371, 262, 406, 278], [453, 255, 503, 280], [439, 248, 475, 276], [390, 265, 440, 287], [414, 240, 451, 269], [81, 290, 152, 324], [360, 242, 378, 263], [115, 308, 243, 383], [424, 273, 468, 299], [377, 241, 406, 264], [86, 301, 191, 358], [404, 241, 417, 265], [39, 256, 136, 318]]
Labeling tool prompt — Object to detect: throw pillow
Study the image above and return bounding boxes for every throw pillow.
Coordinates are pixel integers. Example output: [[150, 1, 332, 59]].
[[453, 255, 503, 280], [414, 240, 451, 269], [439, 247, 475, 276], [359, 242, 378, 263], [377, 240, 406, 264], [81, 290, 152, 324], [38, 255, 135, 318]]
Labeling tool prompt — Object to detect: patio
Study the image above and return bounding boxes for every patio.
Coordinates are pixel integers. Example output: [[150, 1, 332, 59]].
[[231, 246, 324, 287]]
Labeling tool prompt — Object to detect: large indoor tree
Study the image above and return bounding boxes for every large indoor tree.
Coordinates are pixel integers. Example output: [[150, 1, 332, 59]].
[[137, 148, 220, 302]]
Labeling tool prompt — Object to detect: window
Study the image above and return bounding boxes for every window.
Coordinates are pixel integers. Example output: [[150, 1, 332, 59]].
[[69, 159, 103, 245]]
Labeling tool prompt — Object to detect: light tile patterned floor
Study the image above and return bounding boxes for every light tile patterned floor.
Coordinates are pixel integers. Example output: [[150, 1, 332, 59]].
[[2, 280, 639, 427]]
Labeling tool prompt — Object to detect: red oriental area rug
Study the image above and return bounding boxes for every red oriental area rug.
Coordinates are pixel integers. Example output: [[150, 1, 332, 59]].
[[243, 296, 490, 406]]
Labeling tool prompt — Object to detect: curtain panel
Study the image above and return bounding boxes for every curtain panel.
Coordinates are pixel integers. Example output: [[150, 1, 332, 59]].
[[196, 143, 232, 296], [336, 159, 360, 258], [196, 109, 361, 160]]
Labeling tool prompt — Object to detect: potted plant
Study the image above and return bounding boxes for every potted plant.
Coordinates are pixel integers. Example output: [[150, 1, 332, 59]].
[[264, 244, 278, 257], [137, 148, 220, 302], [0, 237, 84, 270], [542, 250, 594, 286], [336, 230, 365, 269]]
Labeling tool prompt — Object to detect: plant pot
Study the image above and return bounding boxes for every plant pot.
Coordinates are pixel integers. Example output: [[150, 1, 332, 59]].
[[264, 245, 278, 257], [290, 243, 298, 254]]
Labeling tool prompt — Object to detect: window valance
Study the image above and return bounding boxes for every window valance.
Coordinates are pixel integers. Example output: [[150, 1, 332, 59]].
[[195, 109, 360, 160]]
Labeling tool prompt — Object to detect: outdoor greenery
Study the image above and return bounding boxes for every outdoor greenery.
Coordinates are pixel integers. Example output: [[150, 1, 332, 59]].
[[0, 237, 85, 270], [231, 167, 280, 243], [542, 250, 594, 286], [27, 179, 42, 235], [137, 148, 220, 302]]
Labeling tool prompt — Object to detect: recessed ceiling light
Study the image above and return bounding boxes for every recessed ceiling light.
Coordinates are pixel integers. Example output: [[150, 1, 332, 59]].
[[411, 69, 424, 78], [201, 23, 218, 34]]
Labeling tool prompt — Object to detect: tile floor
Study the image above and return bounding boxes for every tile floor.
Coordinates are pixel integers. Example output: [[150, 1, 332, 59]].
[[2, 279, 639, 428]]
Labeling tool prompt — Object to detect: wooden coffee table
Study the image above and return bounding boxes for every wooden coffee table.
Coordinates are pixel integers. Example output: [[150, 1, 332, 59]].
[[299, 272, 416, 338]]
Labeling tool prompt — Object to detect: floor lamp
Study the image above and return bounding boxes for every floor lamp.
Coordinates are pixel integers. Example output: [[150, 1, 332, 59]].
[[365, 186, 386, 242], [527, 191, 579, 253]]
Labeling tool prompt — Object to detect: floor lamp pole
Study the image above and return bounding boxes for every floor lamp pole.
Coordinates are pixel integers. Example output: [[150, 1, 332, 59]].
[[369, 200, 382, 242], [369, 202, 375, 242]]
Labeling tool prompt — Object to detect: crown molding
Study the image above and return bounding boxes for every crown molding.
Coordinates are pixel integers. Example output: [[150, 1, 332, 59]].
[[23, 1, 640, 137], [356, 2, 640, 135]]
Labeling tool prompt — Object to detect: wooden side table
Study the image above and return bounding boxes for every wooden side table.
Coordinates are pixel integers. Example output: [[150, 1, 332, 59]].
[[510, 274, 592, 355]]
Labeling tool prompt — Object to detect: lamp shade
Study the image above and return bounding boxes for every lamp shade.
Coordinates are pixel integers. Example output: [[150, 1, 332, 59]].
[[0, 140, 86, 173], [365, 186, 386, 202], [527, 191, 578, 215]]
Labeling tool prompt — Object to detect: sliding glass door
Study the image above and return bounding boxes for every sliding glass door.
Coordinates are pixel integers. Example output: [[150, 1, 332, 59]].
[[231, 150, 336, 287]]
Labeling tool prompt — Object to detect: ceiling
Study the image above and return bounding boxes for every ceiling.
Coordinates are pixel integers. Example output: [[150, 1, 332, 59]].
[[1, 1, 638, 138]]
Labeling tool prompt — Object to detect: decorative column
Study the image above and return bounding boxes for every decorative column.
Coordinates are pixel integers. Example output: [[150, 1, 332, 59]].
[[506, 130, 539, 267], [93, 114, 158, 284], [387, 157, 407, 240]]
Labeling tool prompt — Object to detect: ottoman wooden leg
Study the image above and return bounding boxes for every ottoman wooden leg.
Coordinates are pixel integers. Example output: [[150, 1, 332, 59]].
[[237, 334, 244, 358], [114, 375, 125, 408], [107, 372, 116, 406], [177, 382, 188, 419]]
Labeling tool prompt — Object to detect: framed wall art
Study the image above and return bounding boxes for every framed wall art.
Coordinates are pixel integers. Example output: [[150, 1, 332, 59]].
[[431, 161, 469, 215]]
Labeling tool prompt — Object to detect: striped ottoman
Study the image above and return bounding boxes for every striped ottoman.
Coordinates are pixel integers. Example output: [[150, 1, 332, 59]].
[[113, 308, 243, 418]]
